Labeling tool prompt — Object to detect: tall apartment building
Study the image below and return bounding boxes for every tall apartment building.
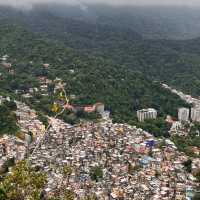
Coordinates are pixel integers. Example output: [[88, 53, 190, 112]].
[[178, 108, 190, 122], [137, 108, 157, 122], [191, 107, 200, 122]]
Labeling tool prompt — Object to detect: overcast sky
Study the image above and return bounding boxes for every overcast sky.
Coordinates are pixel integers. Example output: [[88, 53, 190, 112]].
[[0, 0, 200, 9]]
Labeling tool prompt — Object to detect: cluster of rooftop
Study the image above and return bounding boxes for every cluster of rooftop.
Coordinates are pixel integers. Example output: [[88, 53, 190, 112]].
[[0, 100, 45, 173], [29, 118, 199, 200]]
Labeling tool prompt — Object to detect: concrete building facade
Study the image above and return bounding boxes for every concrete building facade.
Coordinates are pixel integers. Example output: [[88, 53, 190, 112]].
[[178, 108, 190, 122], [137, 108, 157, 122], [191, 107, 200, 122], [95, 103, 105, 114]]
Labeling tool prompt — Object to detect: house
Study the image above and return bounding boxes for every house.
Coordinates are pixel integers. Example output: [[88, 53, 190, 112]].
[[95, 103, 105, 114], [1, 62, 12, 69], [43, 63, 50, 68], [84, 105, 96, 113]]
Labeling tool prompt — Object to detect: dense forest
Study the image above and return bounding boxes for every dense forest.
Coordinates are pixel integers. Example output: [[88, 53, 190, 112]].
[[7, 4, 200, 40], [0, 5, 200, 200], [0, 100, 18, 136], [1, 5, 200, 130], [0, 21, 188, 125], [2, 6, 199, 97]]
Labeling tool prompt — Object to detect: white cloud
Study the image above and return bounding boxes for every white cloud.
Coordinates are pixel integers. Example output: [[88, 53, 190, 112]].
[[0, 0, 200, 8], [83, 0, 200, 6]]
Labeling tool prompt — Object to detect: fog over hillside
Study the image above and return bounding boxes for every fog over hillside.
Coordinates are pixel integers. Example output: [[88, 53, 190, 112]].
[[1, 0, 200, 8], [1, 2, 200, 40], [39, 4, 200, 40], [1, 1, 200, 39]]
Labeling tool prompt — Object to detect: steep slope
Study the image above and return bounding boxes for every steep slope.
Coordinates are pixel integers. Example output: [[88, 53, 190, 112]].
[[14, 10, 200, 97], [32, 4, 200, 40], [1, 6, 200, 98], [0, 22, 187, 124], [0, 100, 18, 136]]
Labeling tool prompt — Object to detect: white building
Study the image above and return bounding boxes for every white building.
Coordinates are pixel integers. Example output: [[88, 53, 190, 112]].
[[137, 108, 157, 122], [101, 111, 110, 120], [191, 107, 200, 122], [95, 103, 105, 114], [178, 108, 190, 122], [171, 121, 182, 132]]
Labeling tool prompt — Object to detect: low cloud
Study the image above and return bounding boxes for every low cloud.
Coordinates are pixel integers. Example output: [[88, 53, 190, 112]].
[[0, 0, 200, 9]]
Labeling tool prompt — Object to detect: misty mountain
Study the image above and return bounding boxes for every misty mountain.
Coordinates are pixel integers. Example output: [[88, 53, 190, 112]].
[[0, 21, 188, 124], [32, 4, 200, 40], [0, 5, 142, 49], [2, 4, 200, 40], [1, 4, 200, 98]]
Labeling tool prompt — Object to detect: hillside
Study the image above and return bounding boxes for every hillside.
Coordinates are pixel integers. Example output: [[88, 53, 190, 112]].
[[8, 8, 200, 98], [0, 22, 187, 125], [0, 5, 200, 200], [31, 4, 200, 40], [0, 99, 18, 136]]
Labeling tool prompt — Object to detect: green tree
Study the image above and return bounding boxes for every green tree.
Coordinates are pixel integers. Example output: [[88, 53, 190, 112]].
[[63, 166, 72, 178], [136, 117, 170, 137], [0, 161, 47, 200], [0, 188, 6, 200], [194, 170, 200, 183], [90, 166, 103, 182], [37, 111, 49, 128], [193, 192, 200, 200], [63, 190, 75, 200], [4, 100, 17, 111], [81, 194, 98, 200], [62, 165, 73, 184], [0, 103, 19, 136], [183, 159, 192, 173]]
